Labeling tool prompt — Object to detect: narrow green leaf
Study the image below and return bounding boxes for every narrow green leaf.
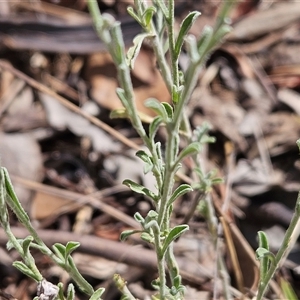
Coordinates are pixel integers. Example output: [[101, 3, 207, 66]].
[[2, 167, 30, 223], [13, 261, 38, 281], [173, 275, 182, 289], [172, 85, 183, 104], [257, 231, 269, 251], [65, 241, 80, 259], [151, 278, 160, 290], [145, 98, 168, 122], [185, 35, 200, 62], [6, 238, 23, 252], [280, 277, 298, 300], [211, 177, 223, 185], [116, 88, 129, 108], [145, 210, 158, 220], [66, 283, 75, 300], [194, 167, 205, 181], [89, 287, 105, 300], [120, 230, 141, 241], [175, 142, 201, 165], [197, 25, 214, 57], [173, 284, 185, 295], [21, 236, 34, 256], [126, 33, 153, 69], [6, 240, 15, 251], [256, 247, 270, 260], [175, 11, 201, 58], [214, 0, 237, 29], [256, 248, 276, 264], [127, 7, 141, 25], [257, 236, 270, 276], [208, 24, 231, 50], [141, 232, 154, 244], [110, 108, 129, 119], [135, 150, 153, 174], [123, 179, 158, 201], [168, 184, 193, 205], [161, 102, 173, 120], [149, 116, 163, 140], [134, 212, 144, 224], [154, 0, 169, 19], [193, 122, 211, 141], [57, 282, 65, 300], [256, 231, 275, 282], [202, 136, 216, 144], [67, 262, 84, 283], [162, 225, 189, 256], [155, 142, 163, 161], [110, 23, 125, 65], [52, 243, 66, 261], [142, 6, 157, 27], [170, 286, 177, 296]]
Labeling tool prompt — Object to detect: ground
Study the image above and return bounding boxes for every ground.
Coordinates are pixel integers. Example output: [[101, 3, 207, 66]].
[[1, 1, 300, 299]]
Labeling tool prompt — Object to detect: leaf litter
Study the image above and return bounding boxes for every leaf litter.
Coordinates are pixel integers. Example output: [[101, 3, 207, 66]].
[[1, 0, 300, 299]]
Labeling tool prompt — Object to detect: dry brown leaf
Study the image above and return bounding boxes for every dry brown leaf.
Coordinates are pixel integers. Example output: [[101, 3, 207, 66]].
[[190, 86, 247, 151], [130, 47, 160, 85], [87, 49, 170, 117], [252, 112, 300, 157], [269, 65, 300, 88], [40, 92, 121, 153], [31, 191, 80, 220], [232, 158, 284, 197], [73, 205, 93, 234], [90, 75, 120, 110], [0, 66, 14, 98], [278, 88, 300, 115], [13, 1, 90, 25], [228, 2, 300, 41], [0, 133, 44, 210], [72, 253, 128, 279]]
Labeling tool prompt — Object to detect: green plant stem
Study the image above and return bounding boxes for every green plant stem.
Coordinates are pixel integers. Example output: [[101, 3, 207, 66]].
[[154, 228, 167, 298], [157, 128, 175, 228], [88, 0, 168, 196], [2, 168, 94, 296], [157, 62, 203, 228], [215, 225, 232, 300], [166, 0, 179, 90], [146, 4, 172, 93], [113, 274, 136, 300], [0, 209, 43, 281], [87, 2, 236, 299], [256, 193, 300, 300], [166, 245, 179, 287], [110, 25, 148, 141], [173, 63, 199, 131], [88, 1, 153, 149]]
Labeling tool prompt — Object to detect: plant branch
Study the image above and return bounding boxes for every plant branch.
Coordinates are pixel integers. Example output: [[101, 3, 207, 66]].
[[256, 192, 300, 300]]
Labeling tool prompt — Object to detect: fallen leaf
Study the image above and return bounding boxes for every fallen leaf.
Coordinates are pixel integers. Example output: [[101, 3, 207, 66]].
[[40, 92, 121, 153], [0, 132, 44, 210]]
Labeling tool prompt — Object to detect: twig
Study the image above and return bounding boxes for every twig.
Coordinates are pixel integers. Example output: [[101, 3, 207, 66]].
[[10, 175, 138, 229], [0, 227, 157, 270], [0, 60, 140, 151]]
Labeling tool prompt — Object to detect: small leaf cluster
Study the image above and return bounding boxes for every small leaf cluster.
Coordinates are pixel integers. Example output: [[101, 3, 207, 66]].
[[0, 167, 104, 300], [256, 231, 276, 282]]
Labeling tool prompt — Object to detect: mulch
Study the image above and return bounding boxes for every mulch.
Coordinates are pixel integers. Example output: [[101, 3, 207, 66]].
[[1, 1, 300, 299]]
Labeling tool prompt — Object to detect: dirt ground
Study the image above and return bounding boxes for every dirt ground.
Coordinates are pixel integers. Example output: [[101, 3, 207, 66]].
[[1, 1, 300, 299]]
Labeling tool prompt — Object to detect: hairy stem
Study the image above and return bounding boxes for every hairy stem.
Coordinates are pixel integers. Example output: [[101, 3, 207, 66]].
[[256, 193, 300, 300]]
